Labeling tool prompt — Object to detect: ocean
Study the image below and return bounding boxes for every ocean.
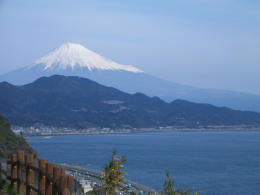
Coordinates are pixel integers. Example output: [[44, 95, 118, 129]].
[[27, 132, 260, 195]]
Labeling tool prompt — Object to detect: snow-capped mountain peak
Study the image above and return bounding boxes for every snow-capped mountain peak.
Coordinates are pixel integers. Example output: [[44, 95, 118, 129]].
[[30, 42, 143, 73]]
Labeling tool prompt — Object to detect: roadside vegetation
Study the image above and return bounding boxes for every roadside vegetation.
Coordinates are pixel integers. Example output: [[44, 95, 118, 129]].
[[164, 171, 199, 195], [96, 149, 198, 195], [0, 183, 17, 195], [99, 149, 126, 195]]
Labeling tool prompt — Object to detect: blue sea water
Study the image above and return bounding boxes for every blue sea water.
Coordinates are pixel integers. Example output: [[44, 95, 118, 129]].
[[27, 132, 260, 195]]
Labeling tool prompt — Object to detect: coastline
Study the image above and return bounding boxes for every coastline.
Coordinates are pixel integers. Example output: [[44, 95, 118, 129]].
[[21, 125, 260, 137]]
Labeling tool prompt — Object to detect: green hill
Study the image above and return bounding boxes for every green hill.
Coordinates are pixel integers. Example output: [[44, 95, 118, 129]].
[[1, 75, 260, 129], [0, 113, 37, 158]]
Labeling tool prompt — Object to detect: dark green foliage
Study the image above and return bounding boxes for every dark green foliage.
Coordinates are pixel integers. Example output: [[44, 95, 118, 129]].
[[0, 114, 37, 158], [1, 75, 260, 129], [1, 183, 17, 195]]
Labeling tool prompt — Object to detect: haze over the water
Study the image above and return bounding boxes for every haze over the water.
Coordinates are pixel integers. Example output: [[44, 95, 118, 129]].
[[0, 0, 260, 94]]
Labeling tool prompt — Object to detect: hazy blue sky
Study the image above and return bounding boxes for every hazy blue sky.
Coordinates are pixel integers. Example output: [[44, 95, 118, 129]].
[[0, 0, 260, 94]]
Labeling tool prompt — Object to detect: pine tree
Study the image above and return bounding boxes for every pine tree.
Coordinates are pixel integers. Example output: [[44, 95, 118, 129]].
[[164, 171, 189, 195], [100, 149, 126, 195]]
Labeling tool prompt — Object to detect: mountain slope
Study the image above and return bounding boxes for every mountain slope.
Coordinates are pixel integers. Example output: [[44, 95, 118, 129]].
[[1, 42, 260, 112], [0, 75, 260, 129], [0, 113, 37, 158]]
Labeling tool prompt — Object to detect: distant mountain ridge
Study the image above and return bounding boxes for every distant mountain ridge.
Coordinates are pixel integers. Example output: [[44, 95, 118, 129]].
[[0, 75, 260, 129], [1, 42, 260, 112]]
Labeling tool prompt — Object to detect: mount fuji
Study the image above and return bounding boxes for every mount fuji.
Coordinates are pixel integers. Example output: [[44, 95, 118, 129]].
[[1, 42, 260, 113], [1, 42, 143, 85]]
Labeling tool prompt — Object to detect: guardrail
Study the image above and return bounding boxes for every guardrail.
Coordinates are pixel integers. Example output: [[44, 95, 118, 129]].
[[0, 151, 74, 195]]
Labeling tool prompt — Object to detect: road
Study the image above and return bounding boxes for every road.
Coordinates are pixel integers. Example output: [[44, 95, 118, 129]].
[[62, 164, 158, 194]]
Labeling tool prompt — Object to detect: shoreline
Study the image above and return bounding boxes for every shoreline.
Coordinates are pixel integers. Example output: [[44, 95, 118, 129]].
[[23, 127, 260, 137]]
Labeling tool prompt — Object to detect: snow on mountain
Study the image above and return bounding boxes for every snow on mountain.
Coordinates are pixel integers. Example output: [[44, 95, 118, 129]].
[[29, 42, 143, 73], [1, 42, 260, 113]]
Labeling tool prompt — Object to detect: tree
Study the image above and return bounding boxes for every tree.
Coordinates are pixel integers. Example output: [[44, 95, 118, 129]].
[[164, 171, 189, 195], [100, 149, 126, 195]]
